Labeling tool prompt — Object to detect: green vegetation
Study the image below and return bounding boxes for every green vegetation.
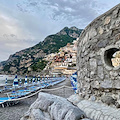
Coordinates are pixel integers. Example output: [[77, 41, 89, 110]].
[[31, 27, 82, 54], [31, 60, 48, 71], [41, 35, 75, 54], [3, 64, 11, 71], [1, 26, 83, 74]]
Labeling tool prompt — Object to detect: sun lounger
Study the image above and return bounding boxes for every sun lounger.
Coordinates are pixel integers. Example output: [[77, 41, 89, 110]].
[[28, 86, 38, 91], [0, 89, 4, 93], [5, 89, 31, 99], [0, 77, 66, 108], [0, 97, 16, 107], [12, 92, 30, 97]]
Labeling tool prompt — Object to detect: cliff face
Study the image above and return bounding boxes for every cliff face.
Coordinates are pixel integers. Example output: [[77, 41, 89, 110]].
[[0, 26, 82, 75]]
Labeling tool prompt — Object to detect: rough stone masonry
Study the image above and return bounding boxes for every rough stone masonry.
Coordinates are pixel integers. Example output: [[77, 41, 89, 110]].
[[77, 3, 120, 107]]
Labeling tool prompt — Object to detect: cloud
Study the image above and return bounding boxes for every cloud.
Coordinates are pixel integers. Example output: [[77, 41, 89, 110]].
[[0, 4, 62, 61], [0, 11, 37, 60], [37, 0, 100, 24], [16, 0, 108, 28], [0, 0, 120, 61]]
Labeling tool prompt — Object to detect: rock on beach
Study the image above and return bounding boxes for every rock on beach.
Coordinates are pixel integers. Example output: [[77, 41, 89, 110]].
[[21, 92, 87, 120]]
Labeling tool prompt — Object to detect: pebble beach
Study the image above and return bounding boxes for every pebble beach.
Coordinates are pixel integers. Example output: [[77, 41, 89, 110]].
[[0, 78, 74, 120]]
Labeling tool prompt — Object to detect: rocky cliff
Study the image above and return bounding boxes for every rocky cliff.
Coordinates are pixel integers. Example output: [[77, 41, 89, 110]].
[[0, 26, 82, 75]]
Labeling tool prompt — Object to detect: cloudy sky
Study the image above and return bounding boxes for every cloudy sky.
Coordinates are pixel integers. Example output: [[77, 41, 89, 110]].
[[0, 0, 119, 61]]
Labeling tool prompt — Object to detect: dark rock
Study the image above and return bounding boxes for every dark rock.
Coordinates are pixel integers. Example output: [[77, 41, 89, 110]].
[[101, 96, 116, 105]]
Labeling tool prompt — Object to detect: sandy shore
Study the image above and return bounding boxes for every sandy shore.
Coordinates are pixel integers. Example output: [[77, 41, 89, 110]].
[[0, 78, 74, 120]]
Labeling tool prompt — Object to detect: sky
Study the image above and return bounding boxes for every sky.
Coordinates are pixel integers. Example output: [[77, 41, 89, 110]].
[[0, 0, 120, 61]]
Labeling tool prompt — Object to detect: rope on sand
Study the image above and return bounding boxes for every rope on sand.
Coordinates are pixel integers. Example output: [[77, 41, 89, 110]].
[[0, 78, 72, 107], [41, 85, 72, 91], [6, 85, 72, 102]]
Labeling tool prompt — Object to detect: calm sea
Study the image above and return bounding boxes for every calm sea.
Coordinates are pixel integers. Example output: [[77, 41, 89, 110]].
[[0, 75, 29, 86]]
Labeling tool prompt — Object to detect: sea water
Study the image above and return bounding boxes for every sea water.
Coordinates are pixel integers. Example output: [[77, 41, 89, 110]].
[[0, 75, 14, 86], [0, 75, 29, 86]]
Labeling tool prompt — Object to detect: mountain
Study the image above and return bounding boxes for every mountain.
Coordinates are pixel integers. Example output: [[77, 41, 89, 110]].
[[0, 26, 83, 75]]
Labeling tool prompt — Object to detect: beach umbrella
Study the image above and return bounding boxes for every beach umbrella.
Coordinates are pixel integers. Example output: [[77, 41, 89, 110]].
[[19, 78, 22, 84], [41, 76, 45, 85], [24, 75, 28, 85], [39, 76, 42, 85], [42, 77, 44, 81], [44, 77, 48, 86], [44, 77, 47, 82], [29, 78, 31, 83], [32, 76, 35, 84], [47, 77, 50, 84], [70, 72, 77, 93], [37, 75, 40, 83], [13, 74, 18, 87], [19, 78, 22, 86], [5, 78, 7, 85], [49, 77, 53, 85], [4, 78, 7, 89]]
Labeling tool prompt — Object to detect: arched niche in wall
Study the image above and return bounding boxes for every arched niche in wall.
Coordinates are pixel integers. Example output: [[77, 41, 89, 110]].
[[101, 45, 120, 70]]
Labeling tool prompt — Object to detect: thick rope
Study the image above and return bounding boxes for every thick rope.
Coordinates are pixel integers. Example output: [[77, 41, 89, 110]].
[[6, 85, 72, 102]]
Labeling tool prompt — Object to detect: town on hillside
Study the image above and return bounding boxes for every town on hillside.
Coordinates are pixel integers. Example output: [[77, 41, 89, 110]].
[[43, 38, 78, 77]]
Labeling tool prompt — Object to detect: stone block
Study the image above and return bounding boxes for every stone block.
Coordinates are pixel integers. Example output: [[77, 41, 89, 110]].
[[97, 40, 108, 48], [101, 96, 116, 105], [84, 50, 89, 56], [89, 58, 97, 70], [114, 80, 120, 89], [92, 81, 100, 89], [100, 80, 113, 88], [97, 59, 103, 65], [112, 71, 118, 77], [81, 32, 89, 45], [112, 8, 119, 18], [104, 16, 111, 25], [97, 66, 104, 79], [77, 100, 120, 119], [99, 27, 104, 34], [115, 19, 120, 27], [88, 28, 97, 39], [89, 52, 95, 58], [67, 94, 83, 105], [115, 33, 120, 41], [90, 95, 96, 101]]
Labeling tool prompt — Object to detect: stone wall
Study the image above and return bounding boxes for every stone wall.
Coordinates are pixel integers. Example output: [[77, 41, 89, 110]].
[[77, 4, 120, 105], [68, 94, 120, 120]]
